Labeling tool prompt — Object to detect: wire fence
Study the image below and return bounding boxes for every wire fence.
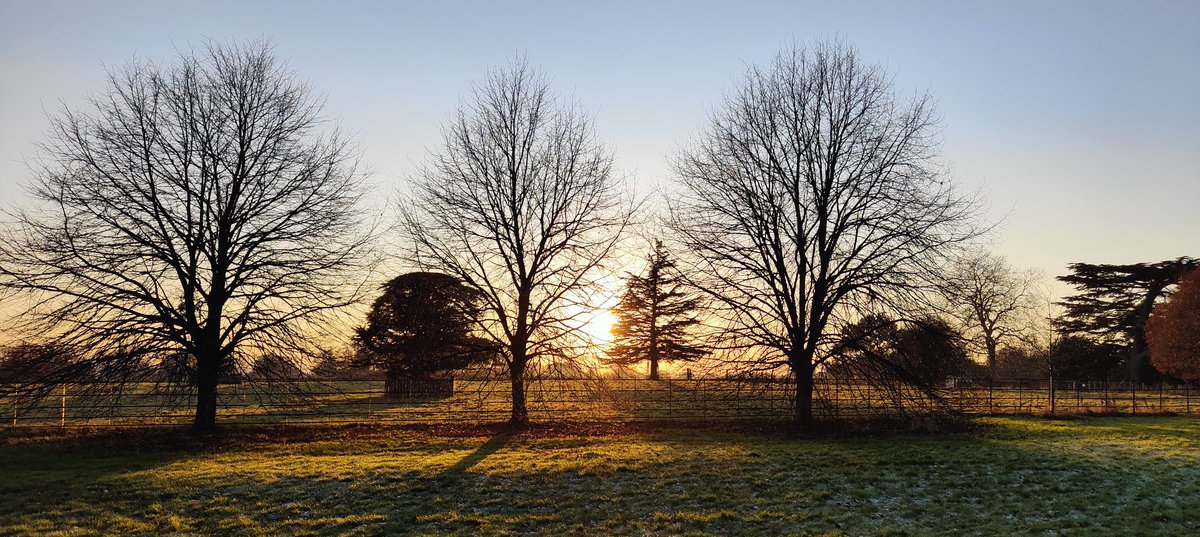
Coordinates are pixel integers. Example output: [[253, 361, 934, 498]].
[[2, 377, 1197, 429]]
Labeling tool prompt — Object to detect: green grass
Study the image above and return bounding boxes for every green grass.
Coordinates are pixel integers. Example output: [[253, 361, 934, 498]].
[[2, 416, 1199, 536]]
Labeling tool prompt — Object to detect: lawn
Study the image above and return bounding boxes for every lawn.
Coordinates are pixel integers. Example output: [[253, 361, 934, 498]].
[[1, 416, 1198, 536]]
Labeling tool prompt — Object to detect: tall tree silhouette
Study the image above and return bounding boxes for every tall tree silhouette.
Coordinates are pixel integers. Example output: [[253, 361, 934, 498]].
[[830, 315, 974, 387], [0, 40, 372, 431], [355, 272, 496, 392], [400, 59, 633, 426], [1146, 269, 1200, 381], [607, 241, 707, 380], [670, 40, 982, 429], [1057, 258, 1199, 381], [939, 253, 1042, 375]]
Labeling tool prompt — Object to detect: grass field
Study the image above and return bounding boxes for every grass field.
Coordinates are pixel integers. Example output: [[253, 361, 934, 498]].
[[2, 416, 1198, 536], [6, 379, 1195, 428]]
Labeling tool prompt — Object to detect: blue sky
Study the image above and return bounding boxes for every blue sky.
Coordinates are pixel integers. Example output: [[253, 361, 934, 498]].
[[2, 0, 1198, 290]]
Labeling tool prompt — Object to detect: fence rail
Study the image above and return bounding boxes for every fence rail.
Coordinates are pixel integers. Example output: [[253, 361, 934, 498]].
[[2, 378, 1196, 429]]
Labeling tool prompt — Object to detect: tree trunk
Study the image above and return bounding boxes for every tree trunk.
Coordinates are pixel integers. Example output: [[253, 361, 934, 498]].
[[985, 338, 998, 378], [508, 357, 528, 427], [648, 318, 660, 380], [193, 350, 219, 432], [1129, 334, 1146, 383], [793, 362, 814, 430]]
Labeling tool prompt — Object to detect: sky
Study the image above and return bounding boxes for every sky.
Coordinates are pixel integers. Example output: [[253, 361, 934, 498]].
[[1, 0, 1198, 295]]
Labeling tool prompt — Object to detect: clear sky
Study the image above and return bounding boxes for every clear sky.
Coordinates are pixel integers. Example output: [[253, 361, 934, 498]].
[[2, 0, 1198, 290]]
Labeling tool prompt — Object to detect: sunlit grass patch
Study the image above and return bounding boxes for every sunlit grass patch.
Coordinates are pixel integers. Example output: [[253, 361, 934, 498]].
[[2, 416, 1199, 535]]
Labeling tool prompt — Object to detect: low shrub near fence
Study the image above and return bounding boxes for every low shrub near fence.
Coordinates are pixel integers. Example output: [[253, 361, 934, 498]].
[[1, 377, 1196, 429]]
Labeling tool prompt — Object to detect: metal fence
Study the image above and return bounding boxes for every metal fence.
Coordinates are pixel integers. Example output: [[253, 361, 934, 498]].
[[2, 377, 1197, 429]]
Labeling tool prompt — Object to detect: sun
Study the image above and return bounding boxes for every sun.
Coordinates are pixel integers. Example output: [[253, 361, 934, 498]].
[[582, 308, 617, 346]]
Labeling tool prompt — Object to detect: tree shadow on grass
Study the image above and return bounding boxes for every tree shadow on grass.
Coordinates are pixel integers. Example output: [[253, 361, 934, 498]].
[[437, 430, 512, 481], [6, 419, 1200, 536]]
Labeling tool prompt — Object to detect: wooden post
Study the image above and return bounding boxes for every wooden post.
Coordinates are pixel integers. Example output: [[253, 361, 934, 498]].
[[667, 379, 674, 418], [832, 379, 839, 421], [1132, 382, 1137, 415], [1048, 377, 1056, 416], [60, 385, 67, 427]]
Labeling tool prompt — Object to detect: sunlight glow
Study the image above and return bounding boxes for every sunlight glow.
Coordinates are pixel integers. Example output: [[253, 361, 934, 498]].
[[583, 309, 617, 346]]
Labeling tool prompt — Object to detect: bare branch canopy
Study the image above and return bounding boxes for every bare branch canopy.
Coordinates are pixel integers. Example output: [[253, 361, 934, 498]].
[[400, 59, 634, 425], [0, 40, 374, 430], [670, 39, 984, 427]]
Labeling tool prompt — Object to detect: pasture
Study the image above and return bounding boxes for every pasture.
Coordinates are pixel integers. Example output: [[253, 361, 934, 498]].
[[2, 415, 1198, 536], [4, 378, 1196, 428]]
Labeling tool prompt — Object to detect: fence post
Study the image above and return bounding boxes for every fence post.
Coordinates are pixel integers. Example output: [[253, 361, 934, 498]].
[[667, 380, 674, 419], [832, 379, 839, 421], [1132, 382, 1137, 415], [60, 385, 66, 428], [1188, 383, 1192, 414], [988, 381, 993, 414], [1047, 377, 1055, 416], [1159, 382, 1164, 411]]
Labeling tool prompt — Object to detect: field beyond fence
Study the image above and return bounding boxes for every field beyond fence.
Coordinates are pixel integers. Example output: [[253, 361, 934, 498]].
[[3, 377, 1198, 428]]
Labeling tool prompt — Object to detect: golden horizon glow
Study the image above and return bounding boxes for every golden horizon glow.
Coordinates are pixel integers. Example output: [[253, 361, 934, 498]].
[[582, 308, 617, 346]]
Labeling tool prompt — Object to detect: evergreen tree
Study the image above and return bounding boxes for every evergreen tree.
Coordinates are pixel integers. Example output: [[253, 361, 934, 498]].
[[355, 272, 496, 386], [1057, 257, 1198, 381], [608, 241, 707, 379]]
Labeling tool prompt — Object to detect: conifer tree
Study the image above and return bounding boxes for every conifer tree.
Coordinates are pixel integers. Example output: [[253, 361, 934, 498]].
[[608, 241, 707, 379], [1057, 257, 1199, 381]]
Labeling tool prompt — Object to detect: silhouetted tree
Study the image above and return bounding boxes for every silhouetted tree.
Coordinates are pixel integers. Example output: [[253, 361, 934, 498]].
[[1146, 269, 1200, 381], [671, 40, 981, 428], [310, 349, 376, 381], [250, 354, 306, 381], [400, 59, 633, 426], [994, 346, 1047, 381], [354, 272, 496, 392], [607, 240, 707, 379], [830, 315, 976, 387], [939, 253, 1042, 375], [0, 343, 84, 384], [0, 40, 372, 431], [1048, 334, 1125, 381], [1057, 258, 1199, 381]]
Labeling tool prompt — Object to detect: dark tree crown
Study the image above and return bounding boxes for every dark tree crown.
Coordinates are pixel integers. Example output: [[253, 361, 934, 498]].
[[829, 314, 976, 386], [1056, 257, 1198, 340], [607, 241, 708, 370], [355, 272, 496, 378]]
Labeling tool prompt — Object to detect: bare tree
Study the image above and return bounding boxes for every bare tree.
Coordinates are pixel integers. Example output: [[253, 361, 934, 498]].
[[400, 59, 632, 426], [0, 40, 373, 431], [670, 40, 982, 429], [939, 253, 1043, 375]]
